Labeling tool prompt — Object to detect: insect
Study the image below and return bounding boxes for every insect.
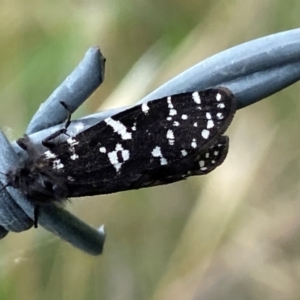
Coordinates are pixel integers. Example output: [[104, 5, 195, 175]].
[[5, 87, 236, 225]]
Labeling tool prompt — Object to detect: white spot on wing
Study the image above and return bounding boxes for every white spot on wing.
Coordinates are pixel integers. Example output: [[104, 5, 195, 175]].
[[151, 146, 168, 165], [169, 109, 177, 116], [167, 97, 177, 116], [44, 150, 56, 159], [53, 159, 64, 170], [67, 137, 79, 161], [160, 158, 167, 165], [108, 151, 118, 167], [181, 114, 188, 120], [199, 160, 207, 170], [205, 112, 214, 128], [105, 117, 132, 140], [166, 129, 175, 145], [70, 153, 79, 160], [131, 123, 137, 131], [192, 92, 201, 104], [216, 93, 222, 101], [121, 149, 130, 161], [181, 150, 188, 156], [166, 130, 174, 139], [152, 146, 161, 157], [167, 97, 173, 108], [217, 103, 225, 109], [99, 147, 106, 153], [201, 129, 210, 139], [107, 143, 130, 172], [217, 112, 224, 119], [173, 121, 180, 126], [142, 102, 149, 114], [191, 138, 197, 148], [207, 120, 214, 129]]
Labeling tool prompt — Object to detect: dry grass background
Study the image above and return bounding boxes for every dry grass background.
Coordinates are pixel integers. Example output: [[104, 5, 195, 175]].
[[0, 1, 300, 300]]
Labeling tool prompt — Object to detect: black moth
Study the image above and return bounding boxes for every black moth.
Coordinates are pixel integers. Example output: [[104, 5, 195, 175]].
[[6, 87, 236, 225]]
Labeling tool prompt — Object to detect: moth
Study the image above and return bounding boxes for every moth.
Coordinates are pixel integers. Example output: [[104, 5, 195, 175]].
[[5, 87, 236, 225]]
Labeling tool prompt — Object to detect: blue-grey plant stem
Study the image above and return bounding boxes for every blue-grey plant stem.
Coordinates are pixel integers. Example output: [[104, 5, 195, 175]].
[[26, 47, 106, 135], [0, 28, 300, 255], [139, 28, 300, 109]]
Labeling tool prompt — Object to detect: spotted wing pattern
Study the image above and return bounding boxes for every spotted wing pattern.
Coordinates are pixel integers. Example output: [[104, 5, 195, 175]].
[[11, 87, 236, 202]]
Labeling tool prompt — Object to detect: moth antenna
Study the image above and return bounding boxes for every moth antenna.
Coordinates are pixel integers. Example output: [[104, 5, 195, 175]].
[[59, 101, 72, 129]]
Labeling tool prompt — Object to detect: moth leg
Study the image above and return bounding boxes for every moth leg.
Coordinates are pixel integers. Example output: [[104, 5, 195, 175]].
[[42, 101, 72, 148]]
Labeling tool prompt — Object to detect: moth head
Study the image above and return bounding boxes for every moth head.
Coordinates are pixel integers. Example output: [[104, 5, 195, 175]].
[[5, 164, 68, 204]]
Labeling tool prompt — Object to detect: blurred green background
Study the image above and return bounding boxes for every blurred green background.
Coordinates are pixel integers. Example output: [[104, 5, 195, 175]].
[[0, 1, 300, 300]]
